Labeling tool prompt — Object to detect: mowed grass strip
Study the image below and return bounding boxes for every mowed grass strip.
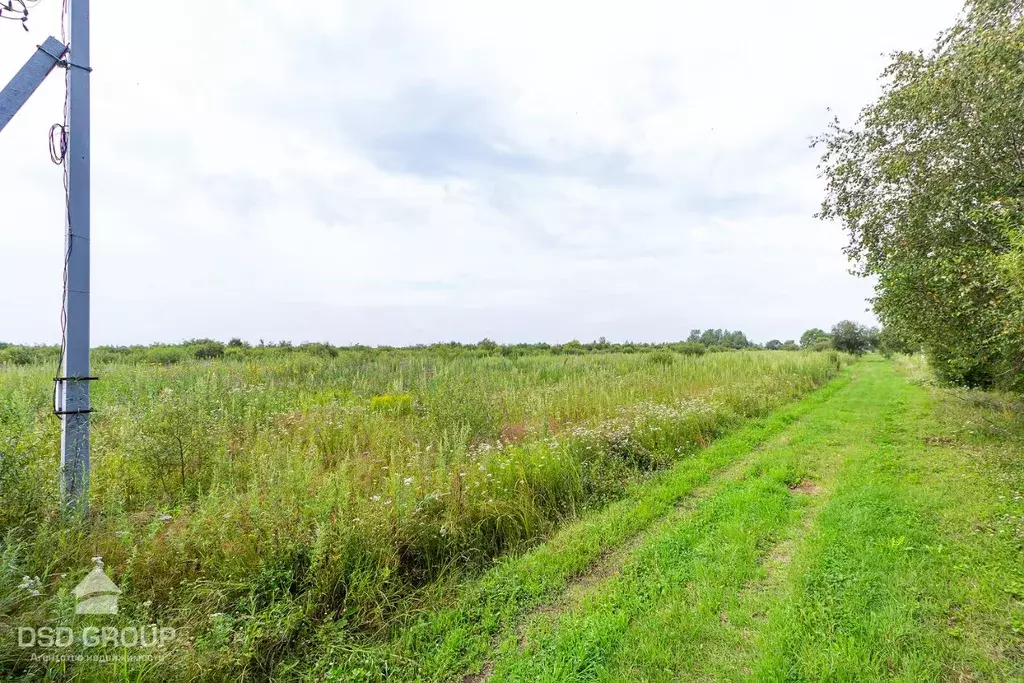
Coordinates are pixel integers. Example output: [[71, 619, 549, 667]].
[[496, 405, 834, 678], [481, 361, 886, 682], [302, 369, 854, 681], [746, 359, 1024, 682], [592, 357, 903, 682]]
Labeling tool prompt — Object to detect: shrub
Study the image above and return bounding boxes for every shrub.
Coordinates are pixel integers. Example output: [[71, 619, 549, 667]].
[[555, 340, 585, 355], [499, 346, 523, 359], [0, 348, 34, 366], [147, 346, 189, 365], [298, 343, 338, 358], [647, 350, 675, 366], [193, 342, 226, 361], [677, 342, 706, 356], [136, 390, 218, 502]]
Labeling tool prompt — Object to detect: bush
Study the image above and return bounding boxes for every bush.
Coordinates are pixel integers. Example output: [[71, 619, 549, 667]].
[[554, 340, 585, 355], [147, 346, 189, 365], [647, 351, 675, 366], [193, 342, 226, 361], [677, 342, 706, 356], [298, 343, 338, 358], [0, 347, 34, 366]]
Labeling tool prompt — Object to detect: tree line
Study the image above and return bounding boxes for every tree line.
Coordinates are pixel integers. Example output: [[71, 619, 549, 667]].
[[0, 320, 888, 366]]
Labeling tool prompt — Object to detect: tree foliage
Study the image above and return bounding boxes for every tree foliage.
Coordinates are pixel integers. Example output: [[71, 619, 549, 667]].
[[816, 0, 1024, 388], [831, 321, 876, 355], [799, 328, 831, 349], [686, 329, 755, 350]]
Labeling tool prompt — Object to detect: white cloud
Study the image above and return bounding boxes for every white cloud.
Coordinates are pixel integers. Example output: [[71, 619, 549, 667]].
[[0, 0, 964, 345]]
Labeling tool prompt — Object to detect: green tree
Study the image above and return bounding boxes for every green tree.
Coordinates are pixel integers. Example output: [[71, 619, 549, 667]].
[[723, 331, 752, 349], [816, 0, 1024, 388], [831, 321, 873, 355], [799, 328, 830, 349], [698, 329, 723, 347], [765, 339, 783, 350]]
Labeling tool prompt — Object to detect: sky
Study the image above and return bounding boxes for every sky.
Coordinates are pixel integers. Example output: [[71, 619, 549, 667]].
[[0, 0, 966, 346]]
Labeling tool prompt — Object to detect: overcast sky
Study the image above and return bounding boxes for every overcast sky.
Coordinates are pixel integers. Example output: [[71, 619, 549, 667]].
[[0, 1, 964, 346]]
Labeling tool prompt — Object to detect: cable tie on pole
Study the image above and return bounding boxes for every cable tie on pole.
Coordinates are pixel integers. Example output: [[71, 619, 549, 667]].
[[54, 408, 93, 416], [63, 59, 91, 72], [37, 42, 65, 61]]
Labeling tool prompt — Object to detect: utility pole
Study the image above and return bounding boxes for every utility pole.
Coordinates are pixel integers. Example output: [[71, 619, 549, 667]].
[[0, 37, 66, 133], [58, 0, 92, 512]]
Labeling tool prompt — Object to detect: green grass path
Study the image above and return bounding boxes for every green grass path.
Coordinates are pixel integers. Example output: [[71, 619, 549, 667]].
[[474, 358, 1024, 682]]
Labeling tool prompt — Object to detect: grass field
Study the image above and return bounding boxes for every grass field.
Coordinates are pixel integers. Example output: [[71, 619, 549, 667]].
[[4, 351, 1024, 681], [0, 348, 846, 680]]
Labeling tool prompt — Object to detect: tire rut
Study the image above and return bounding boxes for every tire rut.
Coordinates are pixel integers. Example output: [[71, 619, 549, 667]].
[[459, 420, 813, 683]]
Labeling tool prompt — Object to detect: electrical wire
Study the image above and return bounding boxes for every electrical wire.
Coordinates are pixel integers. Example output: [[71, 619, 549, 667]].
[[0, 0, 44, 30], [48, 122, 66, 164], [52, 0, 70, 415]]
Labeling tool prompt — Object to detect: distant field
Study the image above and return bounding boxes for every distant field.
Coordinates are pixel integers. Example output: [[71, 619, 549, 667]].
[[0, 347, 845, 680]]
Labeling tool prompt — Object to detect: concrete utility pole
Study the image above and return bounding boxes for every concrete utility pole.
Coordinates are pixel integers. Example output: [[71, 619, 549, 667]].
[[0, 36, 66, 133], [58, 0, 92, 512]]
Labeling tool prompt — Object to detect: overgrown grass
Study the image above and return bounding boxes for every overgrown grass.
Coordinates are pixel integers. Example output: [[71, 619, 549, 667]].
[[0, 348, 845, 680]]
